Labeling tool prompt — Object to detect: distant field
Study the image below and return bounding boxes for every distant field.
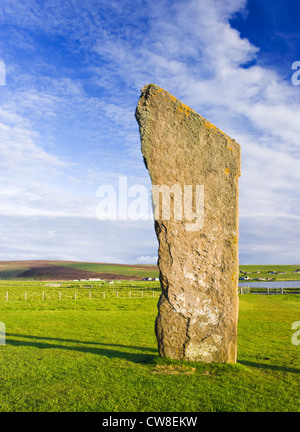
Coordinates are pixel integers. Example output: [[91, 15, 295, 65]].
[[239, 265, 300, 281], [54, 261, 159, 279], [0, 260, 159, 281], [0, 261, 299, 281], [0, 293, 299, 412]]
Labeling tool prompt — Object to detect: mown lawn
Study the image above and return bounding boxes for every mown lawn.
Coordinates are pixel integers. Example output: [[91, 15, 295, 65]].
[[0, 295, 299, 412]]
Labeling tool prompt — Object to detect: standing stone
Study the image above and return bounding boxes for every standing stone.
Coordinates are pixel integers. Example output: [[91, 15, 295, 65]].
[[135, 84, 241, 363]]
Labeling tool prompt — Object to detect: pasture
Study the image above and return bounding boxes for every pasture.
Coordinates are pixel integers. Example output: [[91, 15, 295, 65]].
[[1, 260, 300, 282], [0, 280, 299, 412]]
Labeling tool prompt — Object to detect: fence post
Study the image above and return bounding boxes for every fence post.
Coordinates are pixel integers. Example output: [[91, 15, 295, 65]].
[[6, 292, 8, 301], [74, 291, 76, 300], [141, 290, 143, 298], [25, 292, 27, 301], [89, 291, 91, 300], [42, 291, 45, 301], [129, 290, 131, 298], [59, 291, 61, 300], [117, 291, 118, 298], [103, 291, 105, 299]]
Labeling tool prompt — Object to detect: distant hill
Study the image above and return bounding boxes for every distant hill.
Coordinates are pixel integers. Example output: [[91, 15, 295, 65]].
[[0, 261, 299, 281], [0, 260, 159, 281]]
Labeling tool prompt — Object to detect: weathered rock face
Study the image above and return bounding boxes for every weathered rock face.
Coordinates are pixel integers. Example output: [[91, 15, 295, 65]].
[[135, 84, 241, 363]]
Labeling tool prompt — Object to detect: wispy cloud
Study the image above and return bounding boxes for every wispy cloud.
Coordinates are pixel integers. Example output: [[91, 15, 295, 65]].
[[0, 0, 299, 264]]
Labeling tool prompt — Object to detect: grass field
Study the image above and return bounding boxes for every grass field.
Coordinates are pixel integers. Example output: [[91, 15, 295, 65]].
[[54, 262, 159, 279], [239, 264, 300, 281], [0, 280, 161, 302], [52, 262, 300, 281], [0, 284, 299, 412]]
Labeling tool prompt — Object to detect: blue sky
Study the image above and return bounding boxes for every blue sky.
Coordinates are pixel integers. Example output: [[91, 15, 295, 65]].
[[0, 0, 299, 264]]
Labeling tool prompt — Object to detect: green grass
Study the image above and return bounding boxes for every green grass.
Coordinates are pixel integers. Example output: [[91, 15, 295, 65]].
[[0, 290, 299, 412], [0, 280, 161, 301]]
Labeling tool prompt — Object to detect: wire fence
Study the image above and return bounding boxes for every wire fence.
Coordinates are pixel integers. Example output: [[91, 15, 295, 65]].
[[0, 288, 162, 302], [1, 281, 300, 302]]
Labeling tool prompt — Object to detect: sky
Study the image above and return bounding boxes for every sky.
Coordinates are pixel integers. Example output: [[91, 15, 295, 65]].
[[0, 0, 299, 265]]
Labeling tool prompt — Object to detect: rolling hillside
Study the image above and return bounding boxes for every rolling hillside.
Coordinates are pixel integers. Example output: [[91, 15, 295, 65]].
[[0, 260, 299, 281], [0, 260, 159, 281]]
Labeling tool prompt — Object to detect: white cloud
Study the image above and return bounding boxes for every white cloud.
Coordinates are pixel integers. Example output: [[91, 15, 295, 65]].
[[136, 256, 158, 265], [0, 215, 158, 263]]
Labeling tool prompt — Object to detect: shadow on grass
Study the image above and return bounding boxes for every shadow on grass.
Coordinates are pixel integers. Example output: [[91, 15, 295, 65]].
[[6, 333, 158, 365], [6, 334, 300, 374], [6, 333, 157, 352], [239, 360, 300, 374]]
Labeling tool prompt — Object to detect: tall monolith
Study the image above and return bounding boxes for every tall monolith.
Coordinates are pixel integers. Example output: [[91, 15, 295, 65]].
[[135, 84, 241, 363]]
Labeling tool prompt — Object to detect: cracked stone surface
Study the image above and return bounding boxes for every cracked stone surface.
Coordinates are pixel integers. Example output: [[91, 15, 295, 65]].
[[135, 84, 241, 362]]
